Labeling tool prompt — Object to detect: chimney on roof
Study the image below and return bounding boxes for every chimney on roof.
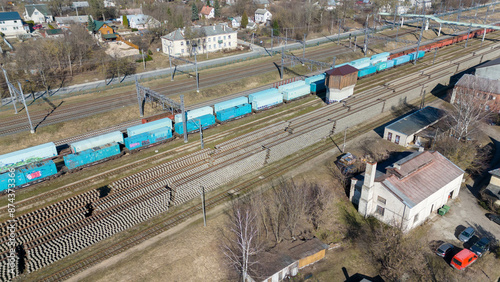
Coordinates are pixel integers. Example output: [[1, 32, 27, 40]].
[[364, 162, 377, 188], [223, 25, 226, 31], [418, 147, 424, 152], [213, 25, 216, 30], [394, 163, 401, 170]]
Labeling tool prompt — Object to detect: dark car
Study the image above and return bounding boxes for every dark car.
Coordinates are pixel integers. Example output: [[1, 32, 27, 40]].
[[436, 243, 454, 257], [458, 227, 475, 242], [470, 237, 490, 257], [487, 214, 500, 225]]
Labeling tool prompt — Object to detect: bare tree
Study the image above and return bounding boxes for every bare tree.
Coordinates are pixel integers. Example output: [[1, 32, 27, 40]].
[[449, 74, 492, 141], [221, 200, 261, 282]]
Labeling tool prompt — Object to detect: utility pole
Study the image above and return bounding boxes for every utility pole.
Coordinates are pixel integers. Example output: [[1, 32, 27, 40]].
[[2, 67, 17, 114], [433, 48, 438, 64], [342, 127, 348, 153], [457, 0, 462, 22], [484, 6, 489, 24], [363, 15, 368, 56], [465, 23, 472, 48], [271, 28, 273, 52], [135, 76, 143, 117], [181, 95, 188, 143], [332, 56, 336, 68], [168, 44, 173, 81], [303, 33, 306, 59], [414, 1, 426, 65], [280, 47, 284, 80], [337, 19, 341, 45], [198, 119, 204, 149], [392, 2, 398, 30], [68, 53, 73, 76], [18, 82, 34, 134], [481, 27, 487, 47], [193, 43, 199, 92], [141, 49, 146, 70], [200, 186, 206, 227]]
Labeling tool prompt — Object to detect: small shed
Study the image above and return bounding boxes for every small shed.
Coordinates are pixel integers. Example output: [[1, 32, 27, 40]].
[[383, 106, 445, 147], [324, 65, 358, 103]]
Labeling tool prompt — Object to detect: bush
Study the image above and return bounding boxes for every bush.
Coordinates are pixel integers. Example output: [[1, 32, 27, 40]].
[[136, 54, 153, 63], [147, 49, 153, 55], [131, 28, 138, 32]]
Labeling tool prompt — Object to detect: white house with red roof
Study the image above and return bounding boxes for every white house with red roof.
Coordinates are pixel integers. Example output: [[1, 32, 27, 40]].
[[350, 150, 464, 232], [199, 6, 215, 19]]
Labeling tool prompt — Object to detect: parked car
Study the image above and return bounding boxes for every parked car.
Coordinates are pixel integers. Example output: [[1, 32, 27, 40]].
[[458, 227, 475, 242], [436, 243, 454, 257], [451, 249, 478, 270], [487, 213, 500, 225], [470, 237, 490, 257]]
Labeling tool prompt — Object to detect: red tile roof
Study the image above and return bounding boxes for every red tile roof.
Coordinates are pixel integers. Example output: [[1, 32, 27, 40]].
[[381, 151, 464, 207], [200, 6, 213, 15], [325, 65, 359, 76]]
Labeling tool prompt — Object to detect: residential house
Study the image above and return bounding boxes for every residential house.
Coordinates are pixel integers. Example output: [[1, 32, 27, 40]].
[[253, 0, 270, 8], [90, 20, 117, 41], [350, 150, 464, 232], [121, 14, 149, 29], [248, 238, 328, 282], [24, 4, 53, 24], [104, 0, 116, 7], [451, 73, 500, 113], [72, 1, 89, 8], [0, 12, 27, 37], [161, 24, 237, 57], [199, 6, 215, 19], [231, 16, 256, 29], [254, 9, 272, 24], [40, 28, 65, 38], [55, 15, 91, 29], [485, 168, 500, 207], [383, 106, 446, 147]]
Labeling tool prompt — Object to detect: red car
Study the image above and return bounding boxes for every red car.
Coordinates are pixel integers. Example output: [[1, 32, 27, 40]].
[[451, 249, 478, 270]]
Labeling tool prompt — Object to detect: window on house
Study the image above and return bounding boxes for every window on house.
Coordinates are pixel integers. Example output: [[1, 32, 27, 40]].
[[181, 41, 184, 46], [377, 196, 386, 205], [213, 44, 216, 48], [414, 213, 419, 223], [229, 42, 231, 46], [181, 49, 184, 53], [395, 135, 400, 144], [218, 36, 221, 40], [208, 38, 211, 42], [224, 35, 226, 40], [228, 35, 231, 39], [224, 43, 226, 47], [375, 205, 385, 216], [13, 20, 16, 23], [208, 45, 211, 50], [387, 132, 392, 141]]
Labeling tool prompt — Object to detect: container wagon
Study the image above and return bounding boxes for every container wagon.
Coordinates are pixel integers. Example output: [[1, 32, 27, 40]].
[[127, 118, 172, 137], [0, 142, 57, 173], [386, 59, 395, 69], [370, 52, 390, 64], [216, 103, 252, 122], [214, 96, 249, 113], [141, 112, 175, 124], [64, 142, 121, 170], [306, 74, 326, 94], [174, 106, 214, 123], [70, 131, 123, 153], [283, 84, 311, 101], [277, 80, 306, 93], [393, 55, 411, 66], [124, 127, 173, 150], [358, 65, 377, 78], [349, 58, 371, 69], [0, 160, 58, 191], [375, 61, 388, 72], [251, 92, 283, 111], [175, 114, 216, 135], [248, 88, 281, 103]]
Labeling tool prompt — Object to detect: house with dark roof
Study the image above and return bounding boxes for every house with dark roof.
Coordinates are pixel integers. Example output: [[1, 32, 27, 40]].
[[24, 4, 53, 24], [55, 15, 91, 29], [161, 24, 237, 57], [484, 169, 500, 207], [350, 150, 464, 232], [451, 73, 500, 113], [384, 106, 446, 147], [475, 57, 500, 81], [89, 20, 118, 41], [40, 28, 65, 38], [0, 12, 27, 37], [248, 238, 328, 282], [199, 6, 215, 19]]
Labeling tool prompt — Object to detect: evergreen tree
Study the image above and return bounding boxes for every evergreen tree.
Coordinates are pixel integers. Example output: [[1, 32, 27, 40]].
[[272, 19, 279, 36], [192, 3, 199, 21], [87, 15, 95, 33], [214, 0, 220, 18], [122, 15, 129, 27], [241, 12, 248, 29]]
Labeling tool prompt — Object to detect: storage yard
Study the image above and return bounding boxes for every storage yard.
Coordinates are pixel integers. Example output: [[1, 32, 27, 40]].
[[0, 22, 499, 279]]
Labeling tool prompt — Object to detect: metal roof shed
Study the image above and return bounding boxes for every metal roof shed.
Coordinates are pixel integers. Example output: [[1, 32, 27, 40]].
[[383, 106, 445, 147]]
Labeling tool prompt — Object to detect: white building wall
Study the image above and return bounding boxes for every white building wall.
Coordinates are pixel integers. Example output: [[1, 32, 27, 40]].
[[367, 183, 407, 227], [162, 31, 237, 57], [0, 19, 26, 37]]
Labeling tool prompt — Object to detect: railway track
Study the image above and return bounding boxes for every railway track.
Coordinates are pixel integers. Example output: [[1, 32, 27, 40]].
[[0, 28, 420, 137], [1, 31, 498, 280]]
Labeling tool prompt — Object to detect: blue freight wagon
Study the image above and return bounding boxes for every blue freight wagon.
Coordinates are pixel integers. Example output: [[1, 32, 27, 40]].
[[277, 81, 306, 93], [251, 93, 283, 110], [248, 88, 281, 103], [174, 106, 214, 123], [124, 127, 172, 150], [349, 58, 371, 69], [214, 96, 249, 113], [394, 55, 410, 66], [375, 61, 388, 71], [386, 59, 395, 69], [64, 142, 121, 170], [0, 142, 57, 173], [283, 84, 311, 101], [358, 65, 377, 78], [216, 103, 252, 122], [310, 80, 326, 94], [70, 131, 123, 153], [370, 52, 390, 64], [0, 160, 57, 191], [408, 50, 425, 61], [175, 114, 216, 135], [126, 118, 172, 137]]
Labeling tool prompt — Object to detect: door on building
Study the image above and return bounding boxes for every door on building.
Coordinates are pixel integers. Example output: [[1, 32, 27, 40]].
[[387, 132, 392, 141], [448, 191, 453, 199]]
